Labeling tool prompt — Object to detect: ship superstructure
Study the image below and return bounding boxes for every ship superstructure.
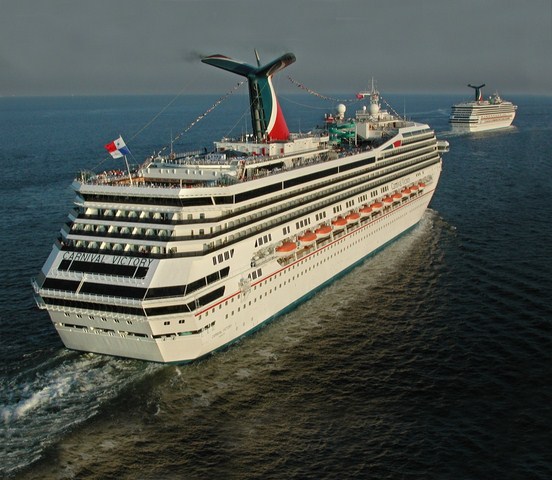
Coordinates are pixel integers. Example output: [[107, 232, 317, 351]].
[[450, 84, 517, 132], [33, 52, 449, 363]]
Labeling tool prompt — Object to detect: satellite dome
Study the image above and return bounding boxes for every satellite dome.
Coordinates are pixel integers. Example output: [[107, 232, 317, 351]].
[[369, 103, 380, 115], [337, 104, 346, 114]]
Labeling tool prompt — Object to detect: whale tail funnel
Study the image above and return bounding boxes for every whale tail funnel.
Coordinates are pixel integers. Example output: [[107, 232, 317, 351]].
[[468, 83, 486, 102], [202, 52, 296, 142]]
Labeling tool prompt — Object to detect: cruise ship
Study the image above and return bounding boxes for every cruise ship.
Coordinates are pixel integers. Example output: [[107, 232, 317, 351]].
[[449, 84, 517, 132], [33, 52, 449, 363]]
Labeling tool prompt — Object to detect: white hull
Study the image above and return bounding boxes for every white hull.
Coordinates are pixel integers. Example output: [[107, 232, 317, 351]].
[[45, 168, 439, 363], [450, 114, 515, 132]]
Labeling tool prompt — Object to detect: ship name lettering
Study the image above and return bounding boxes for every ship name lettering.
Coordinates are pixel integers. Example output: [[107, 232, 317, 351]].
[[63, 252, 107, 263], [62, 251, 153, 268], [111, 256, 153, 268]]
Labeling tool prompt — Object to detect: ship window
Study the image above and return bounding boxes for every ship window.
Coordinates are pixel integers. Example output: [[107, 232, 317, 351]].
[[206, 271, 219, 284], [235, 183, 281, 203], [186, 277, 207, 295], [164, 321, 170, 325]]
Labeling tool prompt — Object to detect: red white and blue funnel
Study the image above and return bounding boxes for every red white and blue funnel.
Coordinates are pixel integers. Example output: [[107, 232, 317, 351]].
[[202, 51, 296, 142], [468, 83, 486, 102]]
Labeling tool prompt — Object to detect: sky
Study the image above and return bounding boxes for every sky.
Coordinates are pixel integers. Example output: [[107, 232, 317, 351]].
[[1, 0, 551, 96]]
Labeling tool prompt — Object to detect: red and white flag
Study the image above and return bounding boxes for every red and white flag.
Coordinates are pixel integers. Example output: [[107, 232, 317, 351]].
[[104, 136, 130, 158]]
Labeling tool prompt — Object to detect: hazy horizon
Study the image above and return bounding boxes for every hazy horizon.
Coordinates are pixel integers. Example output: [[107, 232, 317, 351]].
[[2, 0, 551, 97]]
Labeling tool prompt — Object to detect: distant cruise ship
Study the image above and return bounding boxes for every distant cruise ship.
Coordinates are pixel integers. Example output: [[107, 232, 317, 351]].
[[450, 84, 517, 132], [33, 52, 449, 363]]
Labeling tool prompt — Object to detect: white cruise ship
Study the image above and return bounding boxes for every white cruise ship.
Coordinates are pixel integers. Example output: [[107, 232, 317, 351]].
[[449, 84, 517, 132], [33, 52, 449, 363]]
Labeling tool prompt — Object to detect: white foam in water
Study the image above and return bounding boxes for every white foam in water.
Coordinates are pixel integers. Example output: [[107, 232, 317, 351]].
[[0, 350, 160, 475], [3, 374, 74, 422]]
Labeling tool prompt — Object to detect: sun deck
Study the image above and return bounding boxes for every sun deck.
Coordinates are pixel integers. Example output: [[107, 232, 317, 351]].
[[76, 120, 418, 191]]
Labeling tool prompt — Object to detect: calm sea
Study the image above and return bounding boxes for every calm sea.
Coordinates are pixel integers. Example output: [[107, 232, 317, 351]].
[[1, 92, 551, 479]]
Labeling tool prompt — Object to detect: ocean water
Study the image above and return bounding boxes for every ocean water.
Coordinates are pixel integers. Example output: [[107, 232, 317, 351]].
[[1, 92, 551, 479]]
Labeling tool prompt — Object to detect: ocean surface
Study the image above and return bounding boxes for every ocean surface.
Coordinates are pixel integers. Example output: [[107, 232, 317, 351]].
[[1, 91, 551, 479]]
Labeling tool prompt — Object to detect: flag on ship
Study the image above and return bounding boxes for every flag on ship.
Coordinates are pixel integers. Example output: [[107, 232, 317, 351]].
[[105, 136, 130, 158]]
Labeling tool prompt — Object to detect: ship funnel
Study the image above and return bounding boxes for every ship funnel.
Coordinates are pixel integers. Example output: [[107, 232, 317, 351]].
[[202, 52, 296, 142], [468, 83, 486, 102]]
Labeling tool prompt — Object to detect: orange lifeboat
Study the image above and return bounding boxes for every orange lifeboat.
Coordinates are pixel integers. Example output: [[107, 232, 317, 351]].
[[360, 205, 373, 216], [346, 212, 360, 223], [410, 184, 419, 193], [298, 230, 317, 246], [383, 196, 393, 204], [370, 201, 383, 211], [392, 192, 402, 201], [418, 182, 426, 191], [332, 217, 347, 227], [275, 241, 297, 256], [402, 188, 411, 195], [315, 225, 332, 237]]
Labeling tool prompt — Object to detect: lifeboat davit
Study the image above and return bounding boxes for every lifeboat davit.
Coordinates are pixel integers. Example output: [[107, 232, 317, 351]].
[[370, 201, 383, 211], [298, 230, 317, 246], [315, 225, 332, 237], [332, 217, 347, 227], [346, 212, 360, 223], [360, 205, 373, 216], [275, 241, 297, 256]]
